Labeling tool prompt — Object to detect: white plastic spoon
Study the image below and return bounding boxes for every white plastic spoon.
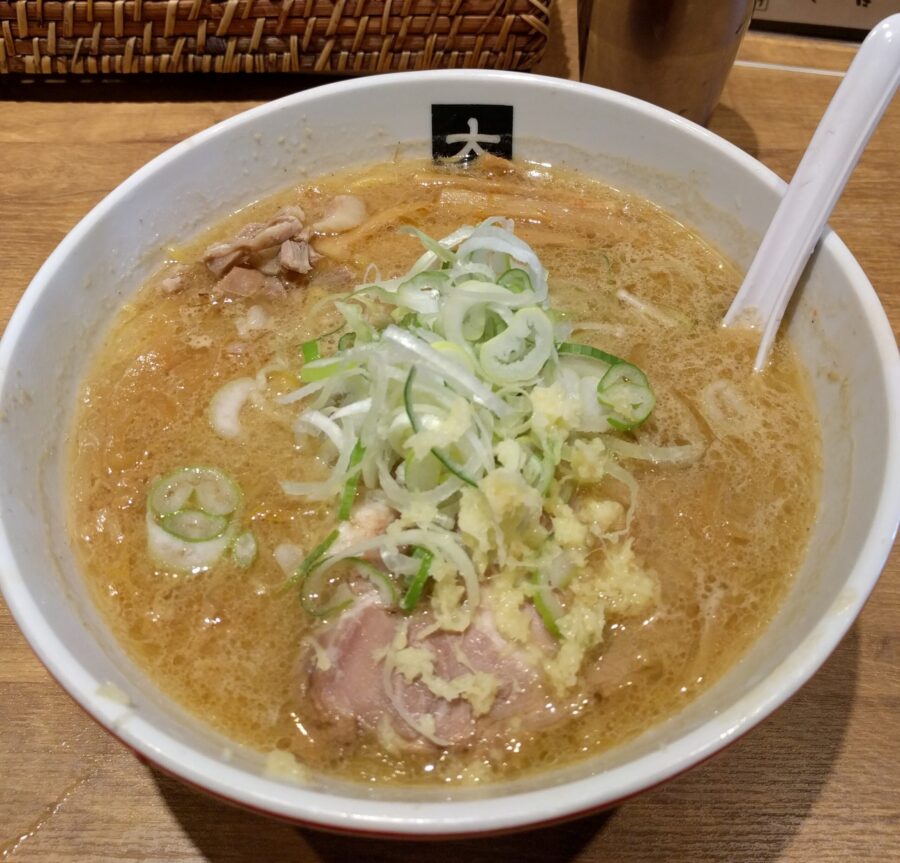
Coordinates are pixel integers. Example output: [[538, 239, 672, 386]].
[[723, 13, 900, 371]]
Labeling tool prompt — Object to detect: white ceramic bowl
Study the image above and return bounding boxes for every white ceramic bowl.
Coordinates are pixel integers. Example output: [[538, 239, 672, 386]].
[[1, 71, 898, 837]]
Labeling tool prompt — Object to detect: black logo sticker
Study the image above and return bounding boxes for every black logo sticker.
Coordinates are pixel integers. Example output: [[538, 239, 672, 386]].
[[431, 104, 514, 162]]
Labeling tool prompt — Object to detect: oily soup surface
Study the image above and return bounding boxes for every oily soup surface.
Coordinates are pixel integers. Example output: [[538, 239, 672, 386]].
[[69, 158, 820, 785]]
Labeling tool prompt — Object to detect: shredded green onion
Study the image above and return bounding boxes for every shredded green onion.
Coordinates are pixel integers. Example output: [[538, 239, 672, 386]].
[[347, 557, 398, 605], [300, 358, 354, 383], [401, 547, 434, 612], [530, 571, 563, 640], [403, 367, 478, 487], [301, 340, 321, 363], [337, 441, 366, 521], [288, 529, 339, 590], [255, 218, 664, 632]]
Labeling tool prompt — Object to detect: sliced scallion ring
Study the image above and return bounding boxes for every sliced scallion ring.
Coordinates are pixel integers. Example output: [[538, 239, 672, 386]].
[[287, 528, 339, 591], [393, 310, 420, 328], [146, 466, 241, 572], [334, 300, 374, 343], [498, 267, 532, 294], [149, 466, 241, 517], [297, 552, 397, 615], [300, 569, 355, 618], [478, 307, 554, 384], [481, 309, 507, 343], [146, 513, 234, 573], [159, 510, 229, 542], [347, 557, 398, 605], [557, 341, 625, 367], [150, 480, 193, 517], [403, 368, 478, 487], [430, 340, 477, 373], [397, 271, 449, 315], [598, 362, 655, 430], [461, 303, 488, 342]]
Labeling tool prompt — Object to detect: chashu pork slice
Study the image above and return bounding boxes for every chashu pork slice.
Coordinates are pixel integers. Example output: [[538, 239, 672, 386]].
[[296, 589, 563, 751]]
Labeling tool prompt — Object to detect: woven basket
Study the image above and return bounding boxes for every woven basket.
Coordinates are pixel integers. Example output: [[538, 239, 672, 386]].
[[0, 0, 552, 75]]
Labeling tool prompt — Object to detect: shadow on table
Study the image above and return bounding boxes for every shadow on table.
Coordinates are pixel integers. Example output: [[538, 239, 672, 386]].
[[0, 74, 344, 103], [709, 103, 760, 158], [152, 626, 859, 863]]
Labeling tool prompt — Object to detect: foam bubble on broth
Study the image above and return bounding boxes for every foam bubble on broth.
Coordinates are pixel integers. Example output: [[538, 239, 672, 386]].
[[67, 157, 820, 786]]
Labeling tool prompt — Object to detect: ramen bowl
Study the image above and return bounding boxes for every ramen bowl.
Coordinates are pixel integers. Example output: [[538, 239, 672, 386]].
[[0, 71, 898, 837]]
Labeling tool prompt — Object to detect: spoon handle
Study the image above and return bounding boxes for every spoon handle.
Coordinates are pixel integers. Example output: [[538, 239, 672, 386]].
[[723, 14, 900, 372]]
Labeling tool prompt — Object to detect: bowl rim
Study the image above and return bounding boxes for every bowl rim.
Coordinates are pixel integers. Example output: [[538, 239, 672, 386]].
[[1, 68, 898, 836]]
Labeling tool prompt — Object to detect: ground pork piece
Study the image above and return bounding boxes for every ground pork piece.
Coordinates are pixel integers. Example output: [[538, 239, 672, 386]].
[[157, 263, 189, 294], [213, 267, 285, 298], [279, 231, 321, 274], [203, 206, 307, 277], [332, 499, 396, 559]]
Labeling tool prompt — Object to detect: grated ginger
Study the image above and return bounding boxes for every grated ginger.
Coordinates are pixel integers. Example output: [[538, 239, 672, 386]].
[[530, 382, 582, 437], [457, 486, 500, 572], [479, 468, 546, 554], [405, 396, 473, 460], [598, 539, 659, 615], [430, 557, 471, 632], [550, 500, 591, 549], [485, 570, 536, 649], [565, 437, 609, 483], [386, 622, 500, 716]]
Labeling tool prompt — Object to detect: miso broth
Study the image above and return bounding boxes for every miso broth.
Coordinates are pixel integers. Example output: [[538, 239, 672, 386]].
[[68, 157, 820, 785]]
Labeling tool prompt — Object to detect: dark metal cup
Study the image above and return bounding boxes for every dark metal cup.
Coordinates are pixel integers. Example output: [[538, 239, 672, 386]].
[[581, 0, 755, 125]]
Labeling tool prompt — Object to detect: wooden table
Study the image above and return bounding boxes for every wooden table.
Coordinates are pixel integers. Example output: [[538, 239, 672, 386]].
[[1, 25, 899, 863]]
